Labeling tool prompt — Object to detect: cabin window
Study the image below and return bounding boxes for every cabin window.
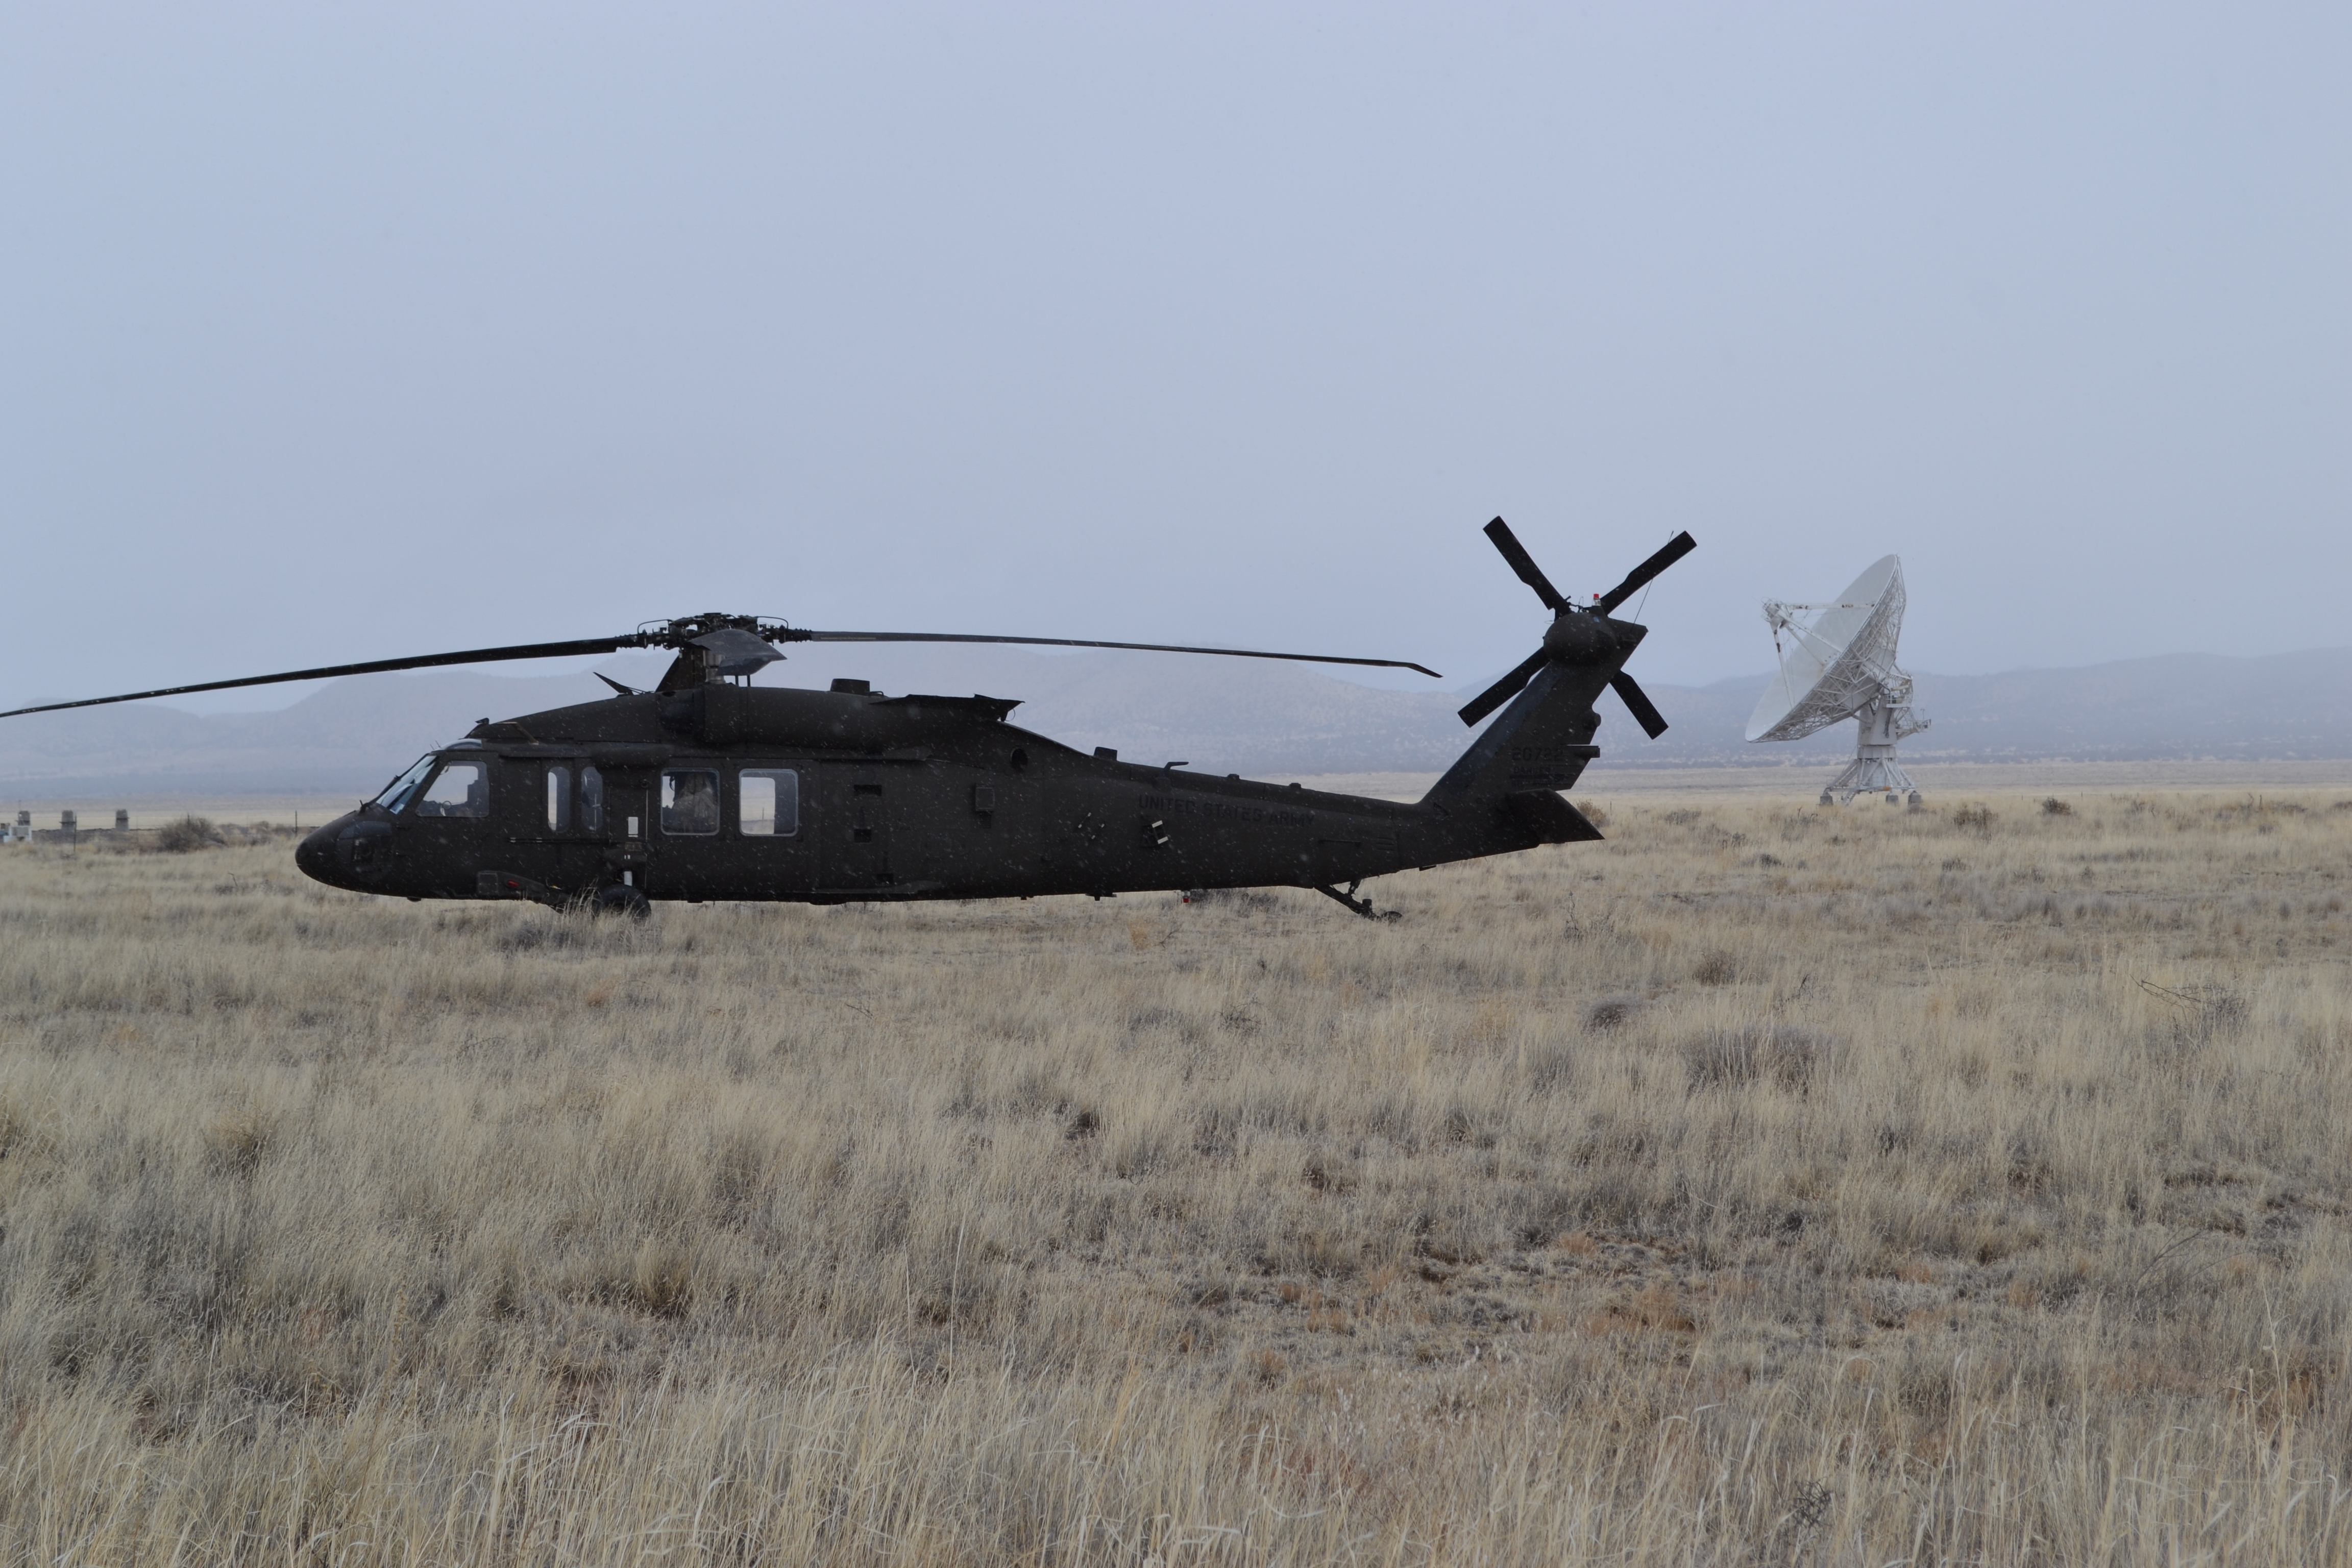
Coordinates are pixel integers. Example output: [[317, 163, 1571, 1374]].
[[579, 767, 604, 834], [739, 769, 800, 837], [546, 766, 572, 831], [416, 760, 488, 818], [375, 755, 435, 814], [660, 769, 721, 835]]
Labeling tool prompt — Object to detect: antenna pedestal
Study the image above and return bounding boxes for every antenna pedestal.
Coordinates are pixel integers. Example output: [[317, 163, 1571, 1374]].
[[1821, 695, 1923, 805], [1822, 752, 1917, 804]]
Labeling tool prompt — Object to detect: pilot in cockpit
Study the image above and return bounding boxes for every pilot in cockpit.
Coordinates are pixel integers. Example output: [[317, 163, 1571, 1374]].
[[667, 771, 720, 834]]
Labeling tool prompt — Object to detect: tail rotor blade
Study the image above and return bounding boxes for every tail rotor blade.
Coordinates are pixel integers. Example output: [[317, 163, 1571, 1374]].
[[1482, 518, 1568, 613], [1609, 671, 1671, 738], [1594, 531, 1697, 615], [1457, 648, 1550, 727]]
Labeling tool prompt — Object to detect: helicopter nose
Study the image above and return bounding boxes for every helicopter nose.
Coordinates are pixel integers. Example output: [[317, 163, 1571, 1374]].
[[296, 816, 350, 886]]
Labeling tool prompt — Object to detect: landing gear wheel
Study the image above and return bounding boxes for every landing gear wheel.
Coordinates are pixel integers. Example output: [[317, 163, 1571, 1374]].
[[1907, 791, 1922, 808], [1819, 791, 1834, 806], [593, 883, 652, 919]]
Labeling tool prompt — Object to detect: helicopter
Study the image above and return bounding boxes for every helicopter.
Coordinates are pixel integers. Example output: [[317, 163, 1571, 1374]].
[[2, 521, 1694, 919]]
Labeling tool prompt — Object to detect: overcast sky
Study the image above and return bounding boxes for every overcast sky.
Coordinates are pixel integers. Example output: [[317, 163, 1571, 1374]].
[[4, 4, 2345, 714]]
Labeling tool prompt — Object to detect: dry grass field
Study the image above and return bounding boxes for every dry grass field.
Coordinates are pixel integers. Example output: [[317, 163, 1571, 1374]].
[[2, 790, 2349, 1564]]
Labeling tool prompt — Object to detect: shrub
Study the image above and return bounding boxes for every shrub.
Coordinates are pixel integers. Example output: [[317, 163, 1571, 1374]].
[[156, 816, 220, 852], [1692, 949, 1737, 986], [1584, 995, 1646, 1032], [2041, 797, 2074, 817]]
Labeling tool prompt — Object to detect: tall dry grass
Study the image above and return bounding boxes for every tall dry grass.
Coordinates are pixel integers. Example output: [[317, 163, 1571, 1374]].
[[1, 789, 2348, 1563]]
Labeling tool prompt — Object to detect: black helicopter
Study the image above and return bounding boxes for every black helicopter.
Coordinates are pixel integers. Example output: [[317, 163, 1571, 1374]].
[[3, 522, 1693, 918]]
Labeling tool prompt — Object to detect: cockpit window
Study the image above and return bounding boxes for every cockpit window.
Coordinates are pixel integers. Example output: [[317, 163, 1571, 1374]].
[[375, 756, 436, 814], [416, 760, 489, 818]]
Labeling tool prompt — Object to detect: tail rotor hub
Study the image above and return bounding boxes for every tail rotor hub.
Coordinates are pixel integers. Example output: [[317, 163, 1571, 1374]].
[[1541, 610, 1637, 664]]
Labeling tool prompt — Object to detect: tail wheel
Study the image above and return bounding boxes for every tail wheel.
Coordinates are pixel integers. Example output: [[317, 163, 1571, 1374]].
[[593, 883, 652, 919]]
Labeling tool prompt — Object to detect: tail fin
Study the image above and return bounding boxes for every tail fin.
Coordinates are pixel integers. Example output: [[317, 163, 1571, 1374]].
[[1424, 663, 1608, 801], [1422, 665, 1608, 843]]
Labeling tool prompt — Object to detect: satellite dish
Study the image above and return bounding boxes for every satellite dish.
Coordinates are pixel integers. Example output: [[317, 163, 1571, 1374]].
[[1745, 554, 1930, 805]]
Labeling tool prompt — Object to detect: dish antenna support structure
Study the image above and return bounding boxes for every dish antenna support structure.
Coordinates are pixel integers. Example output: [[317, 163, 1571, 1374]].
[[1744, 555, 1929, 805]]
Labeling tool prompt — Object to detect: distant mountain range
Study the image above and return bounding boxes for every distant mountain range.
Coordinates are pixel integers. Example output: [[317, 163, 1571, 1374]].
[[6, 643, 2352, 798]]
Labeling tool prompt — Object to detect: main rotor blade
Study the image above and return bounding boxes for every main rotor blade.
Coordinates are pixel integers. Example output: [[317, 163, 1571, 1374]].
[[1609, 671, 1670, 738], [1482, 517, 1568, 613], [2, 620, 1442, 721], [787, 629, 1440, 679], [0, 636, 638, 720], [1594, 531, 1697, 616], [1456, 648, 1550, 728]]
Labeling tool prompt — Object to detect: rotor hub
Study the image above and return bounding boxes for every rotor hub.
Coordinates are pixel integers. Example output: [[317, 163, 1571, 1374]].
[[1540, 610, 1638, 665]]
